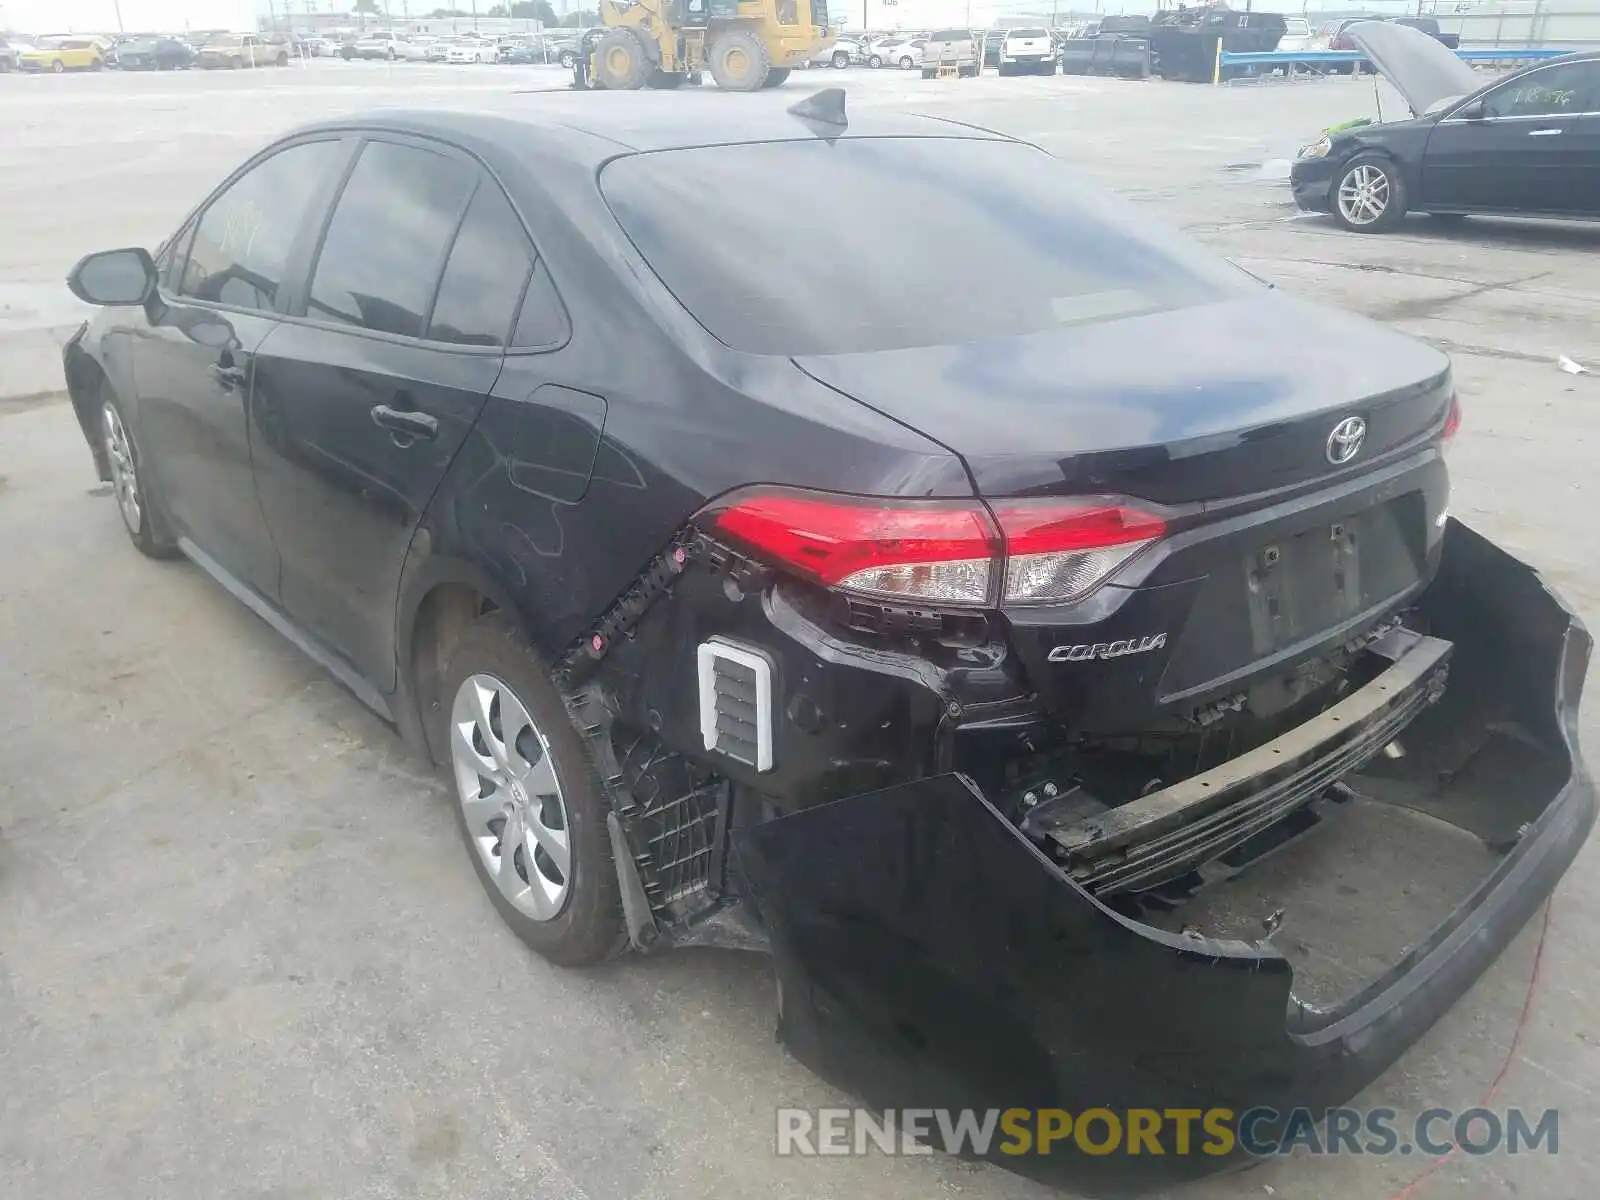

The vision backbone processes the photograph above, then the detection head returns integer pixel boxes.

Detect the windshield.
[601,138,1242,357]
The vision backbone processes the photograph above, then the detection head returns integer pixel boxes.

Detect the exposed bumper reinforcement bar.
[1046,629,1451,894]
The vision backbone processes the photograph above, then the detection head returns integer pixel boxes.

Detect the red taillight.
[993,499,1167,605]
[709,489,999,605]
[1442,391,1462,443]
[705,488,1165,609]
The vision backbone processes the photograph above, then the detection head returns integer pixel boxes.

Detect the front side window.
[178,139,344,312]
[306,140,474,338]
[1483,62,1597,119]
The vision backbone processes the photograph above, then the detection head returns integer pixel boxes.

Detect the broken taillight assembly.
[704,487,1166,609]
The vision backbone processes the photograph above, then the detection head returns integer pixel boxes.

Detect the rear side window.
[428,180,534,347]
[177,139,344,312]
[306,140,473,338]
[602,138,1241,356]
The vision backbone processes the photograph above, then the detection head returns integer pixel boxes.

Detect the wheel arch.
[64,335,114,481]
[395,555,538,765]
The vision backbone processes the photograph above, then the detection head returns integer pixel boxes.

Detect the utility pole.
[112,0,125,32]
[473,0,480,33]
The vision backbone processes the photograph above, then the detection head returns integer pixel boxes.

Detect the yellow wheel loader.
[573,0,833,93]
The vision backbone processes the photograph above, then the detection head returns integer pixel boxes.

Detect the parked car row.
[329,29,582,66]
[0,30,302,72]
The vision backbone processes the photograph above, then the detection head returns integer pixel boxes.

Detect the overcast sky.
[1,1,261,34]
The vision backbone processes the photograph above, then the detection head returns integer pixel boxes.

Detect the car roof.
[289,94,1012,166]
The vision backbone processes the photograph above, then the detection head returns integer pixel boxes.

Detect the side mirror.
[66,247,157,307]
[1455,99,1486,122]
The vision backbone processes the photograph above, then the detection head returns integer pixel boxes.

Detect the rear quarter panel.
[401,144,967,665]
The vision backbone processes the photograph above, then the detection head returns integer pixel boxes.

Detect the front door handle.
[371,404,439,444]
[1528,127,1565,137]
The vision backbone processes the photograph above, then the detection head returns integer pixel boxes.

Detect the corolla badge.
[1048,633,1168,663]
[1326,415,1367,465]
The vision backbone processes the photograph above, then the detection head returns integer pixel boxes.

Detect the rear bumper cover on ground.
[732,520,1592,1190]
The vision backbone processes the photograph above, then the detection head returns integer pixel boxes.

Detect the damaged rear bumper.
[732,521,1593,1190]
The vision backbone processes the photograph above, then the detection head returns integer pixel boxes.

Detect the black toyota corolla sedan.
[62,90,1592,1189]
[1292,22,1600,231]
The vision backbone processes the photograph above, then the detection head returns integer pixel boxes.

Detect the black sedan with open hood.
[1292,23,1600,230]
[60,90,1592,1190]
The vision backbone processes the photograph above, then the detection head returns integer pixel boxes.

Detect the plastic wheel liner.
[731,521,1594,1191]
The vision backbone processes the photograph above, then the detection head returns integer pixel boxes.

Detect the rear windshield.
[1009,28,1049,38]
[929,30,971,41]
[601,138,1241,357]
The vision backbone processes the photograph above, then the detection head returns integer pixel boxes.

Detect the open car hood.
[1348,19,1478,116]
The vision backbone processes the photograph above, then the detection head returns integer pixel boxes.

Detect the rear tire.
[708,29,770,91]
[831,50,849,68]
[1038,61,1055,76]
[433,614,625,968]
[593,29,649,90]
[760,66,790,88]
[100,385,179,559]
[559,49,576,68]
[898,55,914,70]
[52,59,66,73]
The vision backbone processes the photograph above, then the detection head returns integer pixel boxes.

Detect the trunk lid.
[792,290,1452,506]
[793,290,1454,727]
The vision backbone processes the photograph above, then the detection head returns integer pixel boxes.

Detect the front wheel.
[1332,153,1406,232]
[435,615,624,967]
[899,55,915,70]
[708,29,771,91]
[559,50,575,68]
[52,59,66,73]
[276,51,289,66]
[100,387,178,559]
[831,50,849,68]
[867,54,882,68]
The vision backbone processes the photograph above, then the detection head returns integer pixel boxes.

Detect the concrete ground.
[2,60,1597,1200]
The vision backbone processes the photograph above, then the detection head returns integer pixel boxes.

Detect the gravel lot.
[2,60,1597,1200]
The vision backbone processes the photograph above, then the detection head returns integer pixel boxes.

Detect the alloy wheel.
[102,402,142,534]
[1337,164,1390,227]
[450,673,572,922]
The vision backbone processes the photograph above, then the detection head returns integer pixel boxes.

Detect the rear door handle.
[370,404,439,443]
[1528,127,1565,137]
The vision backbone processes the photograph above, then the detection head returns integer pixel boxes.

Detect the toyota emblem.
[1326,416,1367,465]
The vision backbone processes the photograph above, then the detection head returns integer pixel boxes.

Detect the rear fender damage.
[731,520,1593,1189]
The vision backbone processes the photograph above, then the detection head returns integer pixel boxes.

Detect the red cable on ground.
[1383,898,1554,1200]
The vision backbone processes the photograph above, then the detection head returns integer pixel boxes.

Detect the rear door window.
[305,139,474,338]
[427,179,537,347]
[601,138,1242,356]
